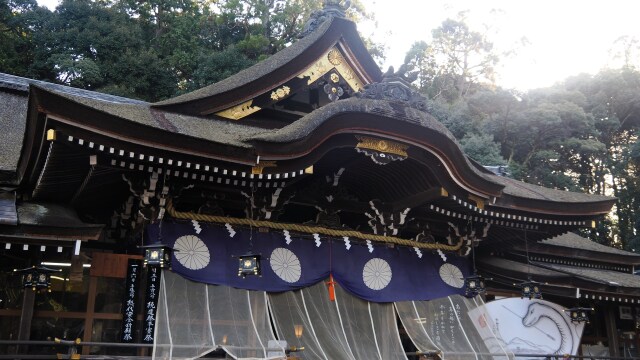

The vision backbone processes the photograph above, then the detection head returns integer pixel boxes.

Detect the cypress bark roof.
[0,91,28,182]
[542,232,640,257]
[154,20,335,106]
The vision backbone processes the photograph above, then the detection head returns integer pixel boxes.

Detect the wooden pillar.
[605,305,620,357]
[16,289,36,354]
[82,276,98,355]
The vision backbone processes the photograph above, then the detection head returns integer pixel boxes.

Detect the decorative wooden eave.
[152,16,382,117]
[16,86,261,188]
[513,233,640,267]
[0,201,103,243]
[478,256,640,302]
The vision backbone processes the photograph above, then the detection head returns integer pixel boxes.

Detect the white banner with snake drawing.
[468,298,585,358]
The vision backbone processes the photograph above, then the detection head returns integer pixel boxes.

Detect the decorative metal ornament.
[13,266,61,292]
[238,253,261,277]
[323,83,344,102]
[464,274,487,297]
[251,160,277,175]
[564,307,593,323]
[141,244,173,269]
[327,49,344,66]
[270,86,291,101]
[355,135,409,165]
[215,99,261,120]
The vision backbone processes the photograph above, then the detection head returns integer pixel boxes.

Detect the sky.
[36,0,640,91]
[360,0,640,90]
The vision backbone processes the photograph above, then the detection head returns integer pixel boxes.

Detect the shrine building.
[1,2,638,359]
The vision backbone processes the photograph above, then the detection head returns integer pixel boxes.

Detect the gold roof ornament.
[298,46,364,92]
[216,100,261,120]
[252,161,277,175]
[355,135,409,165]
[270,86,291,101]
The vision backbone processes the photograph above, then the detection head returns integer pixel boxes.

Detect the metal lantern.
[565,307,593,323]
[464,274,487,297]
[13,266,61,292]
[517,280,543,299]
[238,253,261,277]
[141,244,173,268]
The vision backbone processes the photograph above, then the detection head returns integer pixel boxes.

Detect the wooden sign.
[142,266,161,343]
[121,259,142,342]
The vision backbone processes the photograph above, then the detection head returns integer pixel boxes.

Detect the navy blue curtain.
[145,221,470,302]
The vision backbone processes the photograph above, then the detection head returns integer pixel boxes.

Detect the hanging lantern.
[238,253,261,277]
[516,279,543,299]
[464,274,487,297]
[294,325,304,339]
[565,307,593,323]
[13,266,61,292]
[140,244,173,269]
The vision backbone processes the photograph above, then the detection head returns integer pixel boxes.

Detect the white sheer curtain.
[269,281,408,360]
[468,297,514,360]
[334,285,407,360]
[396,296,514,360]
[153,271,512,360]
[153,271,285,360]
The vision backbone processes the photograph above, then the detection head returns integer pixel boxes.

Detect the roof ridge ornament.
[299,0,350,38]
[355,64,427,112]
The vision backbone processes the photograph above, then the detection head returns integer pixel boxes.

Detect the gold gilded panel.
[297,46,364,92]
[251,161,277,175]
[216,100,261,120]
[355,136,409,157]
[270,86,291,101]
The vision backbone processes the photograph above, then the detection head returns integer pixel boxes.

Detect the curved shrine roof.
[0,74,614,210]
[153,17,382,115]
[0,10,616,214]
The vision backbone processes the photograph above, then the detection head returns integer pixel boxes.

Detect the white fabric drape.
[268,281,408,360]
[154,271,512,360]
[396,295,514,359]
[153,271,284,360]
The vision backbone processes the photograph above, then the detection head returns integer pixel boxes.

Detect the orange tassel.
[326,274,336,301]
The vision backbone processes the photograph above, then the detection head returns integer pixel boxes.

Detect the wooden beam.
[82,276,98,355]
[604,305,620,357]
[390,187,448,211]
[16,289,35,354]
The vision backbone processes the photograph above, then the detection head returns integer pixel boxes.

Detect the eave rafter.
[32,124,610,236]
[40,128,314,192]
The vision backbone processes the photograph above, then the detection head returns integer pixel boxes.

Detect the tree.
[459,133,506,166]
[0,0,50,77]
[404,16,498,101]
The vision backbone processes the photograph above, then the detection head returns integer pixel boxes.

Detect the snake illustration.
[522,302,577,355]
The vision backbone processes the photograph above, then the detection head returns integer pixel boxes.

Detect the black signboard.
[142,266,161,343]
[121,259,142,342]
